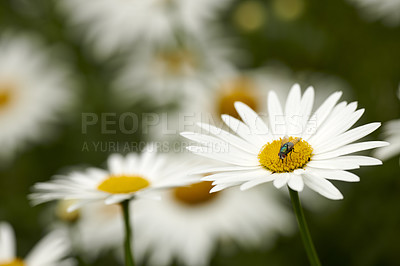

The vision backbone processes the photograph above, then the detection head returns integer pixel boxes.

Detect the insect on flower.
[278,136,301,160]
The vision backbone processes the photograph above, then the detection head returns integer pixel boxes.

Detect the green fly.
[278,136,301,160]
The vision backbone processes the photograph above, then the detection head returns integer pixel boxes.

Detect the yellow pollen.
[217,77,259,118]
[97,176,150,194]
[173,181,219,206]
[55,200,80,223]
[258,137,313,173]
[0,259,25,266]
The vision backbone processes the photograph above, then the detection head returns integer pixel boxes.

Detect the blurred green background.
[0,0,399,265]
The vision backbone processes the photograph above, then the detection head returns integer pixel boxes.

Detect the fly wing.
[281,135,289,147]
[291,137,301,146]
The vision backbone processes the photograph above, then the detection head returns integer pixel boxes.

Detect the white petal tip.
[209,187,222,193]
[202,176,214,181]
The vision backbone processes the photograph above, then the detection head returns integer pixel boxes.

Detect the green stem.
[288,187,321,266]
[121,200,135,266]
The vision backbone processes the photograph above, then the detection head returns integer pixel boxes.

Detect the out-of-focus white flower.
[30,145,199,210]
[0,33,75,162]
[0,222,74,266]
[349,0,400,26]
[182,84,388,200]
[112,32,237,107]
[373,85,400,164]
[397,83,400,100]
[75,202,123,260]
[133,177,292,266]
[59,0,233,56]
[146,64,352,150]
[373,119,400,164]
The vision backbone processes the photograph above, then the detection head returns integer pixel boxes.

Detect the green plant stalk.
[288,187,321,266]
[121,200,135,266]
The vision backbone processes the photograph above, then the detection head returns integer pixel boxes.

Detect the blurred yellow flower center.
[173,181,219,206]
[233,0,267,32]
[56,200,80,222]
[0,259,25,266]
[158,50,195,76]
[0,83,13,109]
[217,77,259,118]
[258,137,313,173]
[97,176,150,194]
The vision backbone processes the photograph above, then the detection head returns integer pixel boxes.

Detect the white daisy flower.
[45,200,122,260]
[133,180,292,266]
[0,33,75,161]
[0,222,74,266]
[349,0,400,26]
[59,0,233,56]
[71,202,123,260]
[373,119,400,164]
[29,145,199,210]
[181,84,388,200]
[192,65,352,123]
[112,32,237,107]
[150,65,351,150]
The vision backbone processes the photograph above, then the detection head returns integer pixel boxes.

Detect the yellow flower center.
[217,77,259,118]
[97,176,150,194]
[258,137,313,173]
[158,49,196,76]
[0,83,13,109]
[0,259,25,266]
[173,181,219,206]
[56,200,80,223]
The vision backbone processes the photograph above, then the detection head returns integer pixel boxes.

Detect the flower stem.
[288,187,321,266]
[121,200,135,266]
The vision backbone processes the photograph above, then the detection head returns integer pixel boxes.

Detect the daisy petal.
[373,136,400,160]
[288,175,304,192]
[210,183,239,193]
[313,141,389,160]
[234,102,270,135]
[303,91,342,140]
[336,155,382,166]
[285,84,302,135]
[221,114,264,148]
[307,158,360,170]
[303,174,343,200]
[108,154,124,175]
[191,165,261,175]
[186,146,259,167]
[306,168,360,182]
[67,199,96,212]
[315,122,381,154]
[193,123,260,154]
[25,229,70,266]
[104,194,131,205]
[240,174,275,190]
[0,222,15,261]
[300,86,315,133]
[268,91,285,136]
[273,173,290,189]
[209,169,269,184]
